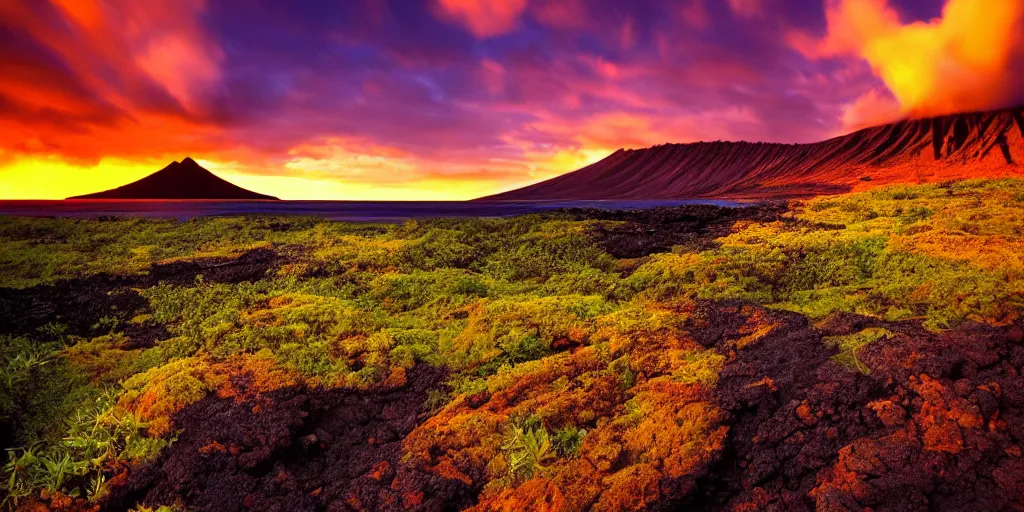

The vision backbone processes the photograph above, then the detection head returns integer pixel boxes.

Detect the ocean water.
[0,199,743,222]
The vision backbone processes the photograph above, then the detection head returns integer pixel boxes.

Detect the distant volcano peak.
[68,158,279,200]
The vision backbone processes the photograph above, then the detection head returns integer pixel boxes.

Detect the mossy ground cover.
[1,178,1023,511]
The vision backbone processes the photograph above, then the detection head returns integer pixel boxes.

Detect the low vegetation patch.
[1,178,1023,510]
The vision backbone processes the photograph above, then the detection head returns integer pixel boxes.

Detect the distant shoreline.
[0,198,746,221]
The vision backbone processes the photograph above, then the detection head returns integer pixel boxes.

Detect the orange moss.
[593,464,661,512]
[922,421,963,453]
[370,460,392,481]
[199,440,228,454]
[119,352,299,437]
[728,306,781,349]
[401,490,424,508]
[619,379,727,479]
[402,407,506,487]
[867,399,906,427]
[406,307,730,511]
[472,479,567,512]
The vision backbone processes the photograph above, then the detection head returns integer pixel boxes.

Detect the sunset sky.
[1,0,1021,200]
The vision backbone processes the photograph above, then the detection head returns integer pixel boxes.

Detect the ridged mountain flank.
[68,158,279,200]
[481,106,1024,200]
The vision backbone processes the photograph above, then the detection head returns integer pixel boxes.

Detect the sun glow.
[0,157,158,200]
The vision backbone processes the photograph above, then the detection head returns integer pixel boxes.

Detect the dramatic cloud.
[1,0,1015,199]
[0,0,226,164]
[794,0,1024,122]
[434,0,529,37]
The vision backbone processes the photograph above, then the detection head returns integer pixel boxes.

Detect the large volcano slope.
[482,106,1024,200]
[68,157,279,200]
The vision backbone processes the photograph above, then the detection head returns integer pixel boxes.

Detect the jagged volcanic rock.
[482,106,1024,200]
[67,157,279,200]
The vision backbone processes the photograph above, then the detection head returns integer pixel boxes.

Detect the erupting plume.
[801,0,1024,120]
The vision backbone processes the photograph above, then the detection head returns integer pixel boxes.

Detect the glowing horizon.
[1,0,1021,200]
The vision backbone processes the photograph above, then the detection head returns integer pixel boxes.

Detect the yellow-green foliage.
[671,350,727,386]
[0,216,375,288]
[1,336,94,446]
[626,179,1024,329]
[3,390,166,508]
[501,421,556,483]
[63,336,143,385]
[119,352,298,436]
[3,178,1024,506]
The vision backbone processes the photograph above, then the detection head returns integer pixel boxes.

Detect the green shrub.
[1,337,93,446]
[482,226,614,282]
[552,426,587,458]
[3,389,166,508]
[608,355,635,389]
[501,421,555,483]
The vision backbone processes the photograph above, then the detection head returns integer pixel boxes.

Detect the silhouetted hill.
[481,106,1024,200]
[68,158,279,200]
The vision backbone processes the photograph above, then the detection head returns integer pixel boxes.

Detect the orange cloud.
[530,108,761,153]
[435,0,529,37]
[282,137,420,182]
[135,33,224,113]
[840,87,902,131]
[7,0,963,201]
[795,0,1024,119]
[31,0,222,113]
[0,0,238,198]
[0,0,226,166]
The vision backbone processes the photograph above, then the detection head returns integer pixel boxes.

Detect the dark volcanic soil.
[678,303,1024,512]
[5,236,1024,510]
[573,203,787,258]
[104,367,475,512]
[91,299,1024,511]
[145,247,284,287]
[0,275,148,340]
[0,247,287,340]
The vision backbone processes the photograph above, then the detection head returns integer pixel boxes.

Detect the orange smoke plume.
[800,0,1024,119]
